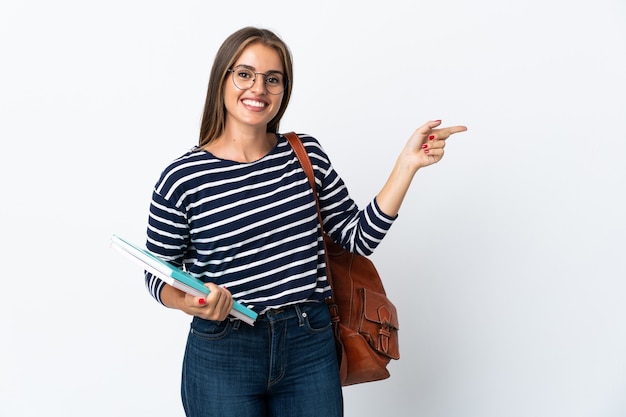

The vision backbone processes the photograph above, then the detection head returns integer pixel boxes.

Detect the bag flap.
[362,289,399,330]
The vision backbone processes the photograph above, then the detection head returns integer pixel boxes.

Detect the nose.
[249,73,267,94]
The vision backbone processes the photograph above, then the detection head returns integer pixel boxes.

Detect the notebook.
[110,234,257,326]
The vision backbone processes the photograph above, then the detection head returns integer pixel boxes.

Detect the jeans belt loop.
[294,304,305,327]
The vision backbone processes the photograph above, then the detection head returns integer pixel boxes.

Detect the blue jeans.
[181,303,343,417]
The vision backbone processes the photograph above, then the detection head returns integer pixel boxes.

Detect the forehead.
[233,42,283,72]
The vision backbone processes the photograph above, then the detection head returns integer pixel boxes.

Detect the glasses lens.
[232,68,254,90]
[231,67,285,94]
[264,72,285,94]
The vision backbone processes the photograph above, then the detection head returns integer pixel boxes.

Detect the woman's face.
[223,42,285,131]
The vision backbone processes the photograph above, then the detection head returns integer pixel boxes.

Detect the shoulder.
[279,132,328,160]
[279,132,334,181]
[153,146,216,197]
[288,132,320,147]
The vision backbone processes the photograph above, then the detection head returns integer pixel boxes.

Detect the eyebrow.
[233,64,285,75]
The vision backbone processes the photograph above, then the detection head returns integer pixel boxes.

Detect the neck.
[204,129,277,163]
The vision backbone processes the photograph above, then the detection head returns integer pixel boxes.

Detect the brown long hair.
[198,27,293,147]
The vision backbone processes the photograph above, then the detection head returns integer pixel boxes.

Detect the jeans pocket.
[302,304,332,334]
[189,317,232,340]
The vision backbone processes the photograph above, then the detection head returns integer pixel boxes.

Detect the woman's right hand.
[186,283,234,321]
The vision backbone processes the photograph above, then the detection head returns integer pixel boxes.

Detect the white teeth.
[242,99,265,108]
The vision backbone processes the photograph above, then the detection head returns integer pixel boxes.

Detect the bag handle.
[283,132,337,295]
[283,131,324,227]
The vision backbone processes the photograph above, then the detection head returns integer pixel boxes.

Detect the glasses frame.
[227,66,288,95]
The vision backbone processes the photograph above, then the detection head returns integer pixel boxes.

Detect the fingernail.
[421,144,428,149]
[424,150,430,154]
[435,119,441,123]
[429,135,435,140]
[198,298,206,305]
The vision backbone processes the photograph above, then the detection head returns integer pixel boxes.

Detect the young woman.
[144,26,467,417]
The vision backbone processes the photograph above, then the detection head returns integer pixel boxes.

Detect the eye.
[236,69,254,79]
[265,73,283,85]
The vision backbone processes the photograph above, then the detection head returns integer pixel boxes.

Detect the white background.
[1,1,625,416]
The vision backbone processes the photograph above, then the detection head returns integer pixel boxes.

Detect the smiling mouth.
[242,99,266,108]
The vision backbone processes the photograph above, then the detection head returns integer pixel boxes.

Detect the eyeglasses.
[227,66,287,95]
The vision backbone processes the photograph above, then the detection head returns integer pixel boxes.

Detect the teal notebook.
[110,234,257,325]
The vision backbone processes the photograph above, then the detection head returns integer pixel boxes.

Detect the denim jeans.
[181,302,343,417]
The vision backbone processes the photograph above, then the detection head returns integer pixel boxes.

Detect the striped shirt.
[145,133,396,314]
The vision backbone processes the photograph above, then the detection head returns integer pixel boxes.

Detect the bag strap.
[284,132,317,194]
[283,132,336,296]
[284,132,321,220]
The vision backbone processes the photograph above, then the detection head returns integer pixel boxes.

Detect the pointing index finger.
[438,125,468,139]
[449,125,468,134]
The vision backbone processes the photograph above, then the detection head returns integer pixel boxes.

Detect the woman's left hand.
[375,120,468,217]
[403,119,467,170]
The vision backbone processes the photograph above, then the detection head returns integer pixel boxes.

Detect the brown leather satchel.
[285,132,400,386]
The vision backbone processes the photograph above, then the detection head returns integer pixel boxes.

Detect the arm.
[145,180,234,321]
[376,120,468,217]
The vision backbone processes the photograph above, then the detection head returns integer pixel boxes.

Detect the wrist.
[396,151,420,177]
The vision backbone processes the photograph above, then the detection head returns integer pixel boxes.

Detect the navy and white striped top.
[145,133,396,314]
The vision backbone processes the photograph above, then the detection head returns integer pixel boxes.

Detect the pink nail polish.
[424,149,430,154]
[421,144,428,149]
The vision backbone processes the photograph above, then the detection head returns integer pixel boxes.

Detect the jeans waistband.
[256,302,324,323]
